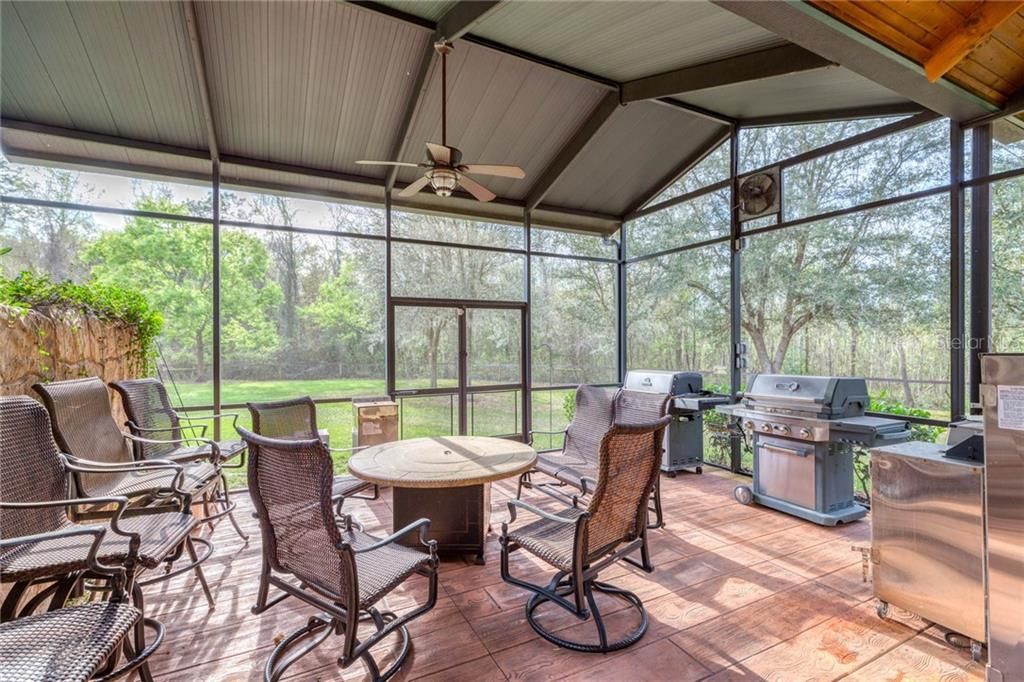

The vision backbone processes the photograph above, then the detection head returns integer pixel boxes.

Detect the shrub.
[1,271,163,372]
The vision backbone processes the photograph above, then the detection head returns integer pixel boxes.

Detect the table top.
[347,436,537,489]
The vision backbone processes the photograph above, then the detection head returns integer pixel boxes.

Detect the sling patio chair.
[239,427,438,682]
[500,416,671,654]
[518,384,616,504]
[32,378,222,526]
[0,397,213,636]
[247,396,378,513]
[0,526,164,682]
[110,377,248,541]
[520,385,671,537]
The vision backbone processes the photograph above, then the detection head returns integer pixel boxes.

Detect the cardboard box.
[352,397,399,448]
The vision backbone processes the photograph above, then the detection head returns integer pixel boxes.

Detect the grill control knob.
[773,424,791,435]
[742,420,755,430]
[761,423,772,432]
[799,427,813,439]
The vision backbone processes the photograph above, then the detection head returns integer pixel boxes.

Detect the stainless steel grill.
[718,374,911,526]
[623,370,730,475]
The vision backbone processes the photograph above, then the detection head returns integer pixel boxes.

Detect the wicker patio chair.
[0,526,164,682]
[32,378,221,522]
[239,427,438,682]
[110,378,248,541]
[500,416,671,653]
[247,396,378,513]
[615,388,671,529]
[0,396,213,627]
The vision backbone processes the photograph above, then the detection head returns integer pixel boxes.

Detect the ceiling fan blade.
[356,160,423,167]
[460,164,525,179]
[397,175,432,198]
[425,142,452,166]
[457,174,496,202]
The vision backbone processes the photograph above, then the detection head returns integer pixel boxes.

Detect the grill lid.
[742,374,870,419]
[624,370,702,396]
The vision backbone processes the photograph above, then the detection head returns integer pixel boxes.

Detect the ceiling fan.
[357,41,525,202]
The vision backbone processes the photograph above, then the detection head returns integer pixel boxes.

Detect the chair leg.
[130,582,156,682]
[647,476,665,530]
[185,537,215,608]
[218,473,250,543]
[524,578,648,653]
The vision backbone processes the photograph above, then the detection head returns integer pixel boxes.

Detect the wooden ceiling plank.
[951,62,1018,102]
[810,1,931,61]
[923,1,1024,82]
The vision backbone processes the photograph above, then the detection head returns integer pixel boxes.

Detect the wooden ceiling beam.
[923,1,1024,83]
[714,1,996,121]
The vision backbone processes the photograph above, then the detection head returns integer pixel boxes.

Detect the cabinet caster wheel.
[734,485,753,505]
[875,600,889,620]
[970,640,983,663]
[695,466,703,474]
[667,471,677,479]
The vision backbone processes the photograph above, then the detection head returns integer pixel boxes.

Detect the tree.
[85,195,281,378]
[0,160,98,281]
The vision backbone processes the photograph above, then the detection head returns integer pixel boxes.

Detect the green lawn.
[169,378,572,488]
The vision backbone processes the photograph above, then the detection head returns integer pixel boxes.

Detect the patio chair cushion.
[534,453,597,492]
[506,506,586,572]
[0,511,198,581]
[345,528,433,607]
[0,600,140,682]
[161,440,245,464]
[88,462,218,499]
[332,475,373,499]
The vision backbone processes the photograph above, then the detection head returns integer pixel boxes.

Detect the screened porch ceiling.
[0,0,1008,235]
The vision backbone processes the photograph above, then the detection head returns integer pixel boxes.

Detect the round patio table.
[348,436,537,564]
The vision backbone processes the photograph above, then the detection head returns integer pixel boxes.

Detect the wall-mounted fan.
[357,42,525,202]
[737,167,781,222]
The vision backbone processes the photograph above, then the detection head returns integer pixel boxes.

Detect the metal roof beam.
[385,37,436,191]
[347,1,618,91]
[712,1,997,121]
[437,1,503,41]
[963,86,1024,129]
[620,44,833,103]
[738,101,925,128]
[182,0,219,163]
[524,92,621,212]
[650,97,735,126]
[622,127,731,220]
[383,1,505,191]
[2,118,210,159]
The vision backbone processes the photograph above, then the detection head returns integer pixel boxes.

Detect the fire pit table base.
[392,483,491,564]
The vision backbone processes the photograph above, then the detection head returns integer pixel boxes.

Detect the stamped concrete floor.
[142,470,985,681]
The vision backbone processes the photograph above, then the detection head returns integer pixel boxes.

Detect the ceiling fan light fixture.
[429,168,458,197]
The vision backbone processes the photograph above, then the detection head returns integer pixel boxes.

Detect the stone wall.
[0,303,146,423]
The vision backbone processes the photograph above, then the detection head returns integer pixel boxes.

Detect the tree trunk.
[897,343,915,407]
[194,328,205,381]
[426,324,440,389]
[849,327,859,376]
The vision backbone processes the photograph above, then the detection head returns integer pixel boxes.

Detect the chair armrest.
[0,496,141,553]
[348,518,436,558]
[177,411,239,433]
[0,525,127,583]
[123,432,220,463]
[327,445,366,455]
[528,428,567,446]
[579,476,598,496]
[505,498,581,525]
[60,455,191,504]
[128,422,208,438]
